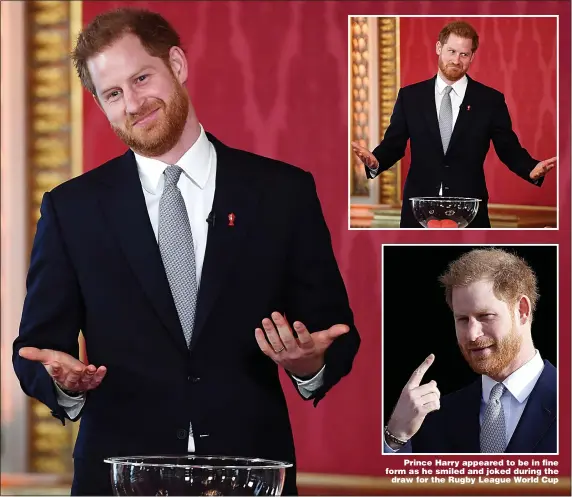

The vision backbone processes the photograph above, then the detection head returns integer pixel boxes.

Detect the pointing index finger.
[406,354,435,389]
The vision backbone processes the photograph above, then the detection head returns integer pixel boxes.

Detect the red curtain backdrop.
[81,1,570,479]
[399,17,557,206]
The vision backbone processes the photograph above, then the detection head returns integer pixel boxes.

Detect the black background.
[382,245,557,424]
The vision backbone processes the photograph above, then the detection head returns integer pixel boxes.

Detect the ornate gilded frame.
[349,17,371,198]
[26,0,83,473]
[350,17,401,205]
[377,17,401,205]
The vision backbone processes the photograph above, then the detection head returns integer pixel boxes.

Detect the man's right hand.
[18,347,107,394]
[386,354,440,446]
[351,141,379,170]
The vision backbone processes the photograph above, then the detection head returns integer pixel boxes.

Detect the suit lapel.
[446,75,474,155]
[506,361,557,453]
[95,151,189,356]
[420,76,444,156]
[450,379,482,452]
[189,134,262,352]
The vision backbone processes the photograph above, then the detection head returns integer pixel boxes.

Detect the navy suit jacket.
[411,360,556,453]
[367,75,542,228]
[13,133,360,495]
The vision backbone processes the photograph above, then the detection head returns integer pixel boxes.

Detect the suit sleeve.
[12,191,85,425]
[369,88,410,178]
[490,92,543,187]
[284,172,360,406]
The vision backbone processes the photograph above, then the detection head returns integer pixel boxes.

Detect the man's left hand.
[255,312,349,378]
[530,157,557,180]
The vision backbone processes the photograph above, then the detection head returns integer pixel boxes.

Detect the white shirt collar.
[482,350,545,404]
[134,124,211,195]
[436,73,468,98]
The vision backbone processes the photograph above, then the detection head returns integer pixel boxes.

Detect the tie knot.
[489,383,505,402]
[443,85,453,95]
[164,165,184,188]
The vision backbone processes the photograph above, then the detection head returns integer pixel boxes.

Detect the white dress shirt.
[384,350,545,453]
[435,73,468,129]
[135,124,215,287]
[480,350,545,444]
[55,124,324,450]
[435,74,467,195]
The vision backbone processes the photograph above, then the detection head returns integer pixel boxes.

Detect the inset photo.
[381,245,557,453]
[349,16,558,229]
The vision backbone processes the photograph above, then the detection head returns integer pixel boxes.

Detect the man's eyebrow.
[454,309,494,317]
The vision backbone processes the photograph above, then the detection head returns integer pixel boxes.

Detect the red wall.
[399,17,557,206]
[81,1,570,478]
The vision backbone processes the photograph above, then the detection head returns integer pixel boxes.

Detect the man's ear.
[436,41,442,55]
[517,295,532,325]
[168,46,188,85]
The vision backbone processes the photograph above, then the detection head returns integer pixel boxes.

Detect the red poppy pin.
[228,213,236,227]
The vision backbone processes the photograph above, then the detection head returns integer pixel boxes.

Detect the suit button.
[188,376,200,383]
[444,186,450,191]
[444,164,450,168]
[177,429,187,440]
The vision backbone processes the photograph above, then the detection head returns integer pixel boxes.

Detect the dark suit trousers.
[71,459,113,496]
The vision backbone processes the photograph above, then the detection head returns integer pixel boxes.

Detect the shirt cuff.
[383,436,412,453]
[383,437,399,453]
[292,365,325,399]
[54,381,86,420]
[367,164,380,178]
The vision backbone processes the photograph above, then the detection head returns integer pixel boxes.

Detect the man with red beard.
[383,249,556,453]
[12,8,360,495]
[351,21,556,228]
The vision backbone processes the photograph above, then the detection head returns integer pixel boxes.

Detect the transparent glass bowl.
[103,455,293,496]
[410,197,481,228]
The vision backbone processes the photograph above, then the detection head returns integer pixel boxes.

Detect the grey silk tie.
[439,85,453,153]
[480,383,507,453]
[159,165,198,347]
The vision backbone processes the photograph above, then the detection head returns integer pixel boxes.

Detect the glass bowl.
[103,455,293,496]
[410,197,481,228]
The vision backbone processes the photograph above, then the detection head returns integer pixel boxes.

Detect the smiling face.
[87,33,190,157]
[452,279,532,380]
[436,33,475,83]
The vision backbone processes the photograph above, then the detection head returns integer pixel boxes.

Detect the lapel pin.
[228,213,236,227]
[467,105,471,111]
